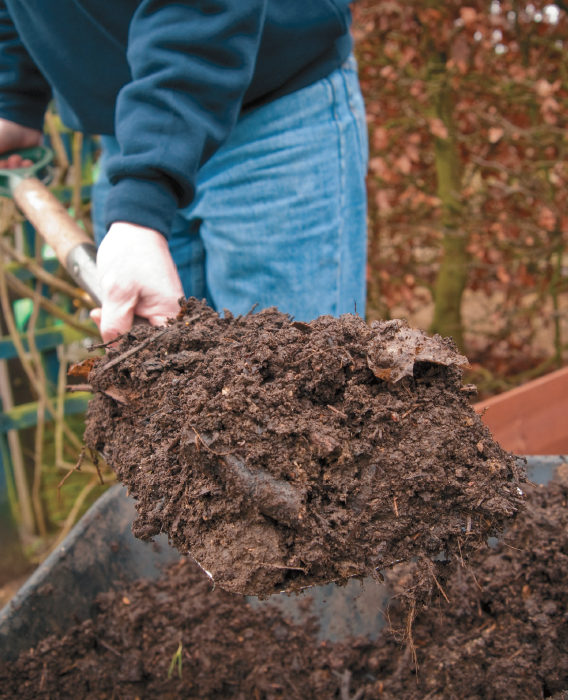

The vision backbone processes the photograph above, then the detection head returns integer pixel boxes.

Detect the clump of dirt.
[83,298,524,600]
[1,483,567,700]
[369,480,568,700]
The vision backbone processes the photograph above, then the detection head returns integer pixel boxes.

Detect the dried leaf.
[405,144,420,163]
[488,127,504,143]
[535,78,561,98]
[369,156,388,177]
[429,118,448,140]
[538,206,556,232]
[496,265,511,284]
[68,357,97,380]
[375,190,393,215]
[367,320,470,383]
[103,385,133,405]
[394,154,412,174]
[451,32,470,73]
[460,7,477,26]
[372,126,389,150]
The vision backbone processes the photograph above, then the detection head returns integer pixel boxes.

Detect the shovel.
[2,145,150,329]
[0,145,102,306]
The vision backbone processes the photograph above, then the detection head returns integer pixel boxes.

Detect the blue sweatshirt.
[0,1,352,237]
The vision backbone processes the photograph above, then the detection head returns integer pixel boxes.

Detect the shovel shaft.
[13,176,149,327]
[13,177,102,305]
[14,177,92,264]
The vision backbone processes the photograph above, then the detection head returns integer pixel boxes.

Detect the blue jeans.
[92,55,368,322]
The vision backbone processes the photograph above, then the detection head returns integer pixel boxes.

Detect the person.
[0,1,368,343]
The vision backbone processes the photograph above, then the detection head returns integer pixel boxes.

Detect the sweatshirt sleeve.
[0,1,51,130]
[104,0,267,237]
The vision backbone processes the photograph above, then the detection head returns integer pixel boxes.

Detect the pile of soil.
[83,298,523,599]
[1,482,566,700]
[375,479,568,699]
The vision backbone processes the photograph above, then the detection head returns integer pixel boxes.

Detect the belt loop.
[341,53,358,73]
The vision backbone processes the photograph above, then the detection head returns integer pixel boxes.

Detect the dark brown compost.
[1,482,566,700]
[83,298,524,599]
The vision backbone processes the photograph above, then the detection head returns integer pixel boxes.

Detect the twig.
[66,383,93,392]
[284,674,303,697]
[87,338,122,351]
[427,561,450,604]
[457,537,466,568]
[4,268,99,336]
[188,428,307,529]
[57,447,85,501]
[500,541,524,552]
[400,404,421,420]
[291,346,350,366]
[333,669,366,700]
[470,569,484,592]
[0,236,93,307]
[28,261,48,537]
[48,475,98,556]
[188,426,235,457]
[393,496,399,517]
[72,131,84,225]
[0,221,93,455]
[256,562,307,573]
[45,110,70,182]
[327,404,348,419]
[56,346,66,471]
[99,327,172,373]
[90,448,104,486]
[98,639,122,658]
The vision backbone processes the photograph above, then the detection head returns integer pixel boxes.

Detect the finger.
[90,308,102,330]
[143,298,182,327]
[99,298,135,344]
[7,154,23,168]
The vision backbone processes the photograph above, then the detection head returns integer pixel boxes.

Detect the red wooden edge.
[473,366,568,455]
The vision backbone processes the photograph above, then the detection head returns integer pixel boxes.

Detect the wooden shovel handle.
[13,176,149,326]
[14,177,92,263]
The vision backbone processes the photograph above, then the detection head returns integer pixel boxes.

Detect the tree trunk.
[429,72,468,352]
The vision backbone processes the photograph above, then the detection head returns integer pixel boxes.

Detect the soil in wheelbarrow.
[82,297,524,605]
[1,482,567,700]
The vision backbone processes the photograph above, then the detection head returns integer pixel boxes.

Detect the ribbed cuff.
[104,177,179,239]
[0,100,48,132]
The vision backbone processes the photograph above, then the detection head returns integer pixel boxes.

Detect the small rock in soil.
[83,298,524,602]
[1,482,565,700]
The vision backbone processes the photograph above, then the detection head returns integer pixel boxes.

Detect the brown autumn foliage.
[352,0,568,395]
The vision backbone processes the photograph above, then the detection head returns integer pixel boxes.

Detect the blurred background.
[0,0,566,600]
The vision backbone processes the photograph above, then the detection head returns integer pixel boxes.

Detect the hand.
[0,118,42,166]
[90,222,184,343]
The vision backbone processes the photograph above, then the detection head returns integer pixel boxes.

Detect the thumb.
[90,307,102,331]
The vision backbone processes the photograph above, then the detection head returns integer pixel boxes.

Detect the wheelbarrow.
[0,455,564,663]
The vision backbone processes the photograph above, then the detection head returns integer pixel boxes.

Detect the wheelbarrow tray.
[0,455,564,663]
